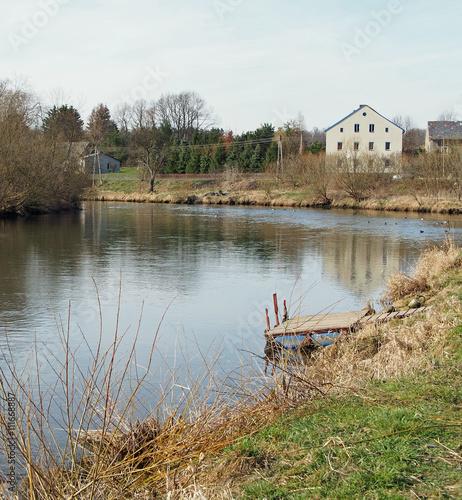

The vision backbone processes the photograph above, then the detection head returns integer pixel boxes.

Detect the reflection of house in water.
[322,232,412,299]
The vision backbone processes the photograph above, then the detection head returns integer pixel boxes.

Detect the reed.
[0,288,284,499]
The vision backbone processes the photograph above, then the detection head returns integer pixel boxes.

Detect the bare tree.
[122,101,170,192]
[392,115,425,154]
[155,91,215,142]
[334,151,385,202]
[0,80,87,214]
[438,109,459,121]
[114,103,131,136]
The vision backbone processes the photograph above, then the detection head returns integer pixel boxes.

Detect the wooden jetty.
[264,308,370,340]
[263,294,433,373]
[359,306,433,325]
[264,293,433,347]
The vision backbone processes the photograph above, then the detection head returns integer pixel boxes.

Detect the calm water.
[1,202,462,375]
[1,202,462,467]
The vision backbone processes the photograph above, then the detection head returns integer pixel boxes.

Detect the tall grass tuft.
[274,240,462,401]
[382,237,461,303]
[0,291,284,499]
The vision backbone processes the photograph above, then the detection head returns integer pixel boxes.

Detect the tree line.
[5,78,451,214]
[0,80,87,216]
[41,91,330,191]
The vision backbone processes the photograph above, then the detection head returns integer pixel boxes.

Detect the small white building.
[325,105,404,157]
[84,153,121,174]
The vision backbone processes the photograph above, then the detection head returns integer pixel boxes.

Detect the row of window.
[337,142,392,151]
[339,124,389,133]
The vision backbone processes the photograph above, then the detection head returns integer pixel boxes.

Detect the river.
[1,202,461,373]
[1,202,462,470]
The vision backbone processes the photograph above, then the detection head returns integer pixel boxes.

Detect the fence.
[92,172,268,181]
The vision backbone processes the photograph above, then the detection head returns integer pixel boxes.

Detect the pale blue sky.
[2,0,461,132]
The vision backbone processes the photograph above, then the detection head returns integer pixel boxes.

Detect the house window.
[369,142,375,151]
[340,127,344,133]
[385,142,391,151]
[385,127,389,133]
[337,142,343,150]
[369,124,375,133]
[354,124,360,133]
[354,142,360,151]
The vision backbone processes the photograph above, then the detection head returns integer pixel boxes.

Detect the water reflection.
[0,203,461,373]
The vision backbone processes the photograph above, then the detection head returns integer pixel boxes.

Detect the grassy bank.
[84,173,462,214]
[188,242,462,499]
[0,243,461,499]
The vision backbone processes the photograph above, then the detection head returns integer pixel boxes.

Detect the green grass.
[98,178,142,193]
[119,167,138,175]
[221,267,462,499]
[231,376,462,499]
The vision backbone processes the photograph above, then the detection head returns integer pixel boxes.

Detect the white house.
[325,105,404,159]
[84,153,121,174]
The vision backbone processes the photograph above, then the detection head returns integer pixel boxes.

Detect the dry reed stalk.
[382,238,460,304]
[281,242,462,401]
[0,283,285,499]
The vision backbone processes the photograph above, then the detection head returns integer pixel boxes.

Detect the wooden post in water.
[283,300,288,322]
[273,293,279,326]
[265,308,270,331]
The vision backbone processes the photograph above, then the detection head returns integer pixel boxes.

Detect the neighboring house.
[425,121,462,153]
[325,105,404,162]
[84,153,121,174]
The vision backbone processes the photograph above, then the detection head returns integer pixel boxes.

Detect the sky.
[1,0,462,133]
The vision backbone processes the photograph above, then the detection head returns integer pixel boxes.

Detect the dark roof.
[427,121,462,141]
[84,152,120,162]
[325,105,405,133]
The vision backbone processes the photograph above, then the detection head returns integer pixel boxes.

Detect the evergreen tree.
[177,141,189,173]
[239,143,254,171]
[200,152,212,173]
[211,143,227,170]
[186,147,201,173]
[165,145,180,173]
[42,105,84,143]
[249,143,262,172]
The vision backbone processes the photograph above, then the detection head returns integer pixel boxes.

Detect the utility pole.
[277,135,283,174]
[299,132,304,155]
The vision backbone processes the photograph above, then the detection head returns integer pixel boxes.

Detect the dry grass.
[0,287,286,499]
[273,240,462,402]
[382,238,460,304]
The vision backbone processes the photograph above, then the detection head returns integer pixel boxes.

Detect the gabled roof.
[84,152,120,162]
[69,141,92,156]
[427,121,462,141]
[325,105,405,133]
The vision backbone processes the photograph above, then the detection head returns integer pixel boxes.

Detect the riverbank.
[84,175,462,214]
[3,241,461,499]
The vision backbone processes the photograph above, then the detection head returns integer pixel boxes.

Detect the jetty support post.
[265,308,270,331]
[273,293,279,326]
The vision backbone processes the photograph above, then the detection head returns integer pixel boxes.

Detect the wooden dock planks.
[264,308,371,338]
[264,306,433,339]
[359,306,433,325]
